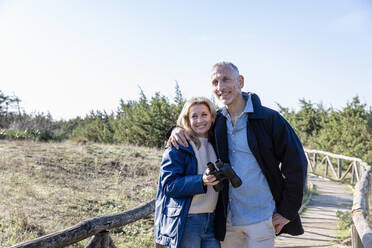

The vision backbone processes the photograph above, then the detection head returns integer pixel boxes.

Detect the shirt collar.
[221,93,254,118]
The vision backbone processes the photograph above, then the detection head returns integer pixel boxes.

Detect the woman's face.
[188,104,213,138]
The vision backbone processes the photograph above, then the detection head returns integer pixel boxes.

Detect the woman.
[154,97,221,248]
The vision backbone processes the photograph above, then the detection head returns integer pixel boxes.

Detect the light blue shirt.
[221,93,275,226]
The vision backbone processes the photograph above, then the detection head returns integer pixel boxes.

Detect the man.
[168,62,307,248]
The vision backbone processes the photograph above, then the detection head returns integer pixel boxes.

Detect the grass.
[335,210,353,242]
[0,140,163,247]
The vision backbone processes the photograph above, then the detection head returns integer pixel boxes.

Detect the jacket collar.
[177,143,195,156]
[244,92,265,119]
[216,92,265,120]
[220,92,254,118]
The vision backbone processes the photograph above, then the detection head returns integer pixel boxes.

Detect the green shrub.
[279,96,372,164]
[336,210,352,240]
[336,210,352,230]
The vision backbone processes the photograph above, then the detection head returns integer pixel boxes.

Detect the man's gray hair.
[212,62,239,75]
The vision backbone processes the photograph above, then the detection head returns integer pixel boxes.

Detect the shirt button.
[232,150,235,153]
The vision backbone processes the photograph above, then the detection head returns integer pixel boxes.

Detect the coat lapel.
[246,118,262,166]
[214,113,229,163]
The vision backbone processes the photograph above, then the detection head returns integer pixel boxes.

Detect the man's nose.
[216,81,223,91]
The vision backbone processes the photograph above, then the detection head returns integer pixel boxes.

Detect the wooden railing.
[9,200,155,248]
[304,149,372,248]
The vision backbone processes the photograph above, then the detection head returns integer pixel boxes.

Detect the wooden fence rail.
[351,164,372,248]
[9,199,155,248]
[304,149,365,183]
[304,149,372,248]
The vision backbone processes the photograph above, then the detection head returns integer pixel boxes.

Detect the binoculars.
[206,159,242,192]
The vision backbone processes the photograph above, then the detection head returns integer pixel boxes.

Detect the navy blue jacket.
[155,145,213,248]
[213,92,308,240]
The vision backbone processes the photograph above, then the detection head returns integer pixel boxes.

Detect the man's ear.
[238,75,244,89]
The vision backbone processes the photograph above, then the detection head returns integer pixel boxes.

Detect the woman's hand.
[167,127,191,149]
[202,172,220,186]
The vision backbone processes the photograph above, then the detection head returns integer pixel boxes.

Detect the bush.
[71,111,114,143]
[1,128,55,142]
[115,91,182,147]
[336,210,352,230]
[72,84,185,147]
[279,97,372,164]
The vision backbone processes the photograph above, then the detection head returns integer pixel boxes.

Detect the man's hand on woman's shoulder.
[167,127,191,149]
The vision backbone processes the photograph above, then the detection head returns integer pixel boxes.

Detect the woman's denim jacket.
[154,144,207,248]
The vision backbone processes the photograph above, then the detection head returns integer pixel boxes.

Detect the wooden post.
[352,163,355,185]
[325,157,329,178]
[86,234,103,248]
[367,174,371,217]
[327,157,338,179]
[305,152,313,172]
[338,159,342,179]
[108,236,117,248]
[313,153,317,170]
[101,231,110,248]
[351,224,363,248]
[340,162,354,181]
[355,162,360,182]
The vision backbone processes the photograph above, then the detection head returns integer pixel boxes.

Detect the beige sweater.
[188,137,219,214]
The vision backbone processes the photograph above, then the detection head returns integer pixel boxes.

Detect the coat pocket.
[163,206,182,217]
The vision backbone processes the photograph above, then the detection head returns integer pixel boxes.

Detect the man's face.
[211,65,243,106]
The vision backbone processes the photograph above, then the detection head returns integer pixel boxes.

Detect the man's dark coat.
[212,92,308,241]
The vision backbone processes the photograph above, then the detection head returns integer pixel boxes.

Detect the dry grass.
[0,140,163,247]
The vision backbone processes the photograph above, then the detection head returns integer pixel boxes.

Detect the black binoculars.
[206,159,242,192]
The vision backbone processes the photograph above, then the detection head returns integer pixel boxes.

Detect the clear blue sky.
[1,1,371,120]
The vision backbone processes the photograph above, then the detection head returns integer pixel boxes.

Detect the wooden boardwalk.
[275,174,353,248]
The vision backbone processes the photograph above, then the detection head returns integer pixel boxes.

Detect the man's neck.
[225,94,246,122]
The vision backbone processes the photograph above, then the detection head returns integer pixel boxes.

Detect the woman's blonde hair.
[176,97,216,149]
